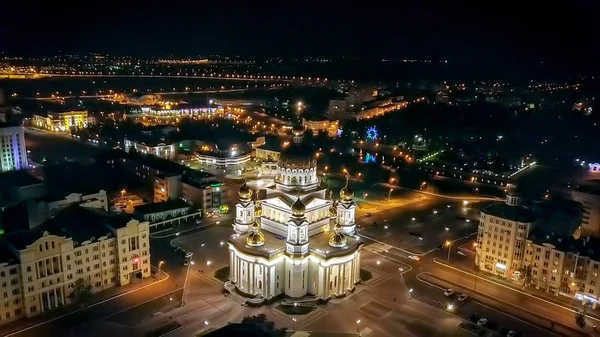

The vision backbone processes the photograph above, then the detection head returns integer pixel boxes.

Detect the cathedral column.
[54,288,58,307]
[46,291,51,309]
[249,262,254,294]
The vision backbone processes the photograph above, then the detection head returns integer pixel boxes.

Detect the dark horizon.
[1,1,598,71]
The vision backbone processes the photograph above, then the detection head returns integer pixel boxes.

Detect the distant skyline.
[1,1,597,70]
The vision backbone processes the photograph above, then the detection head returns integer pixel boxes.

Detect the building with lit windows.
[226,126,362,303]
[302,119,340,137]
[124,138,175,160]
[32,110,90,132]
[475,188,538,279]
[196,151,251,172]
[0,206,151,325]
[0,123,28,172]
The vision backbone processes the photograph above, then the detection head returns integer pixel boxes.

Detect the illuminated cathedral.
[226,126,363,302]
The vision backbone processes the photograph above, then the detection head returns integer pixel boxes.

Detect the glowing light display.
[366,126,379,141]
[365,153,377,163]
[589,163,600,172]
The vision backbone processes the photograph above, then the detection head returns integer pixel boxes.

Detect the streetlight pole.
[356,319,361,335]
[446,241,451,264]
[158,261,164,280]
[388,188,393,200]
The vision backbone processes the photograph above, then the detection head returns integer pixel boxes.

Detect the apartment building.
[0,206,151,325]
[0,122,28,172]
[476,189,537,280]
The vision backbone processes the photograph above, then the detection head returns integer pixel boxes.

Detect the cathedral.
[226,126,363,303]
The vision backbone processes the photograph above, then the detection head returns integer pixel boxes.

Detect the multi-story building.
[0,123,28,172]
[26,190,108,228]
[475,189,538,280]
[124,138,175,160]
[32,110,90,132]
[0,206,151,325]
[181,174,229,217]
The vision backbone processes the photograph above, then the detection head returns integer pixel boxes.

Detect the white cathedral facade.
[226,128,363,303]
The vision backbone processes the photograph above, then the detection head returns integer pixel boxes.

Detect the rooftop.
[482,202,538,223]
[3,206,130,251]
[134,199,192,214]
[97,149,187,176]
[126,135,172,148]
[229,225,362,260]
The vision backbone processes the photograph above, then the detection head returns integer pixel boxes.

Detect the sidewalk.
[435,258,600,321]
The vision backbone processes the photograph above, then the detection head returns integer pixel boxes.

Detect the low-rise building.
[302,118,340,137]
[569,181,600,236]
[26,190,108,228]
[32,110,90,132]
[124,138,175,160]
[0,206,151,325]
[133,199,198,226]
[181,174,229,218]
[196,151,250,172]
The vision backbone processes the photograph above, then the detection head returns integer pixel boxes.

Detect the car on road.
[477,318,488,326]
[458,251,467,256]
[458,294,467,302]
[365,212,372,217]
[444,289,454,297]
[469,313,479,323]
[183,251,193,259]
[384,218,389,222]
[507,330,517,337]
[195,219,202,224]
[408,255,420,261]
[373,221,379,226]
[182,259,190,266]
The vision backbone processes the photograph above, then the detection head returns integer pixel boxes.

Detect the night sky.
[1,1,597,68]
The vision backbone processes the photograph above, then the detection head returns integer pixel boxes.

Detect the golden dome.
[238,182,253,200]
[329,223,347,248]
[246,221,265,246]
[291,197,306,217]
[255,204,262,217]
[340,186,354,201]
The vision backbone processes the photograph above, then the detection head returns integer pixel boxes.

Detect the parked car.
[458,251,467,256]
[507,330,517,337]
[444,289,454,297]
[184,251,193,259]
[477,318,488,326]
[182,259,190,266]
[408,255,420,261]
[384,218,389,223]
[458,294,468,302]
[365,212,372,217]
[469,313,479,323]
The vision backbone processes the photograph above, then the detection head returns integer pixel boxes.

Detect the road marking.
[416,273,562,337]
[4,267,170,337]
[433,259,600,323]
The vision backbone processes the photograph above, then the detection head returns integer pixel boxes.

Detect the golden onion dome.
[255,204,262,217]
[340,185,354,201]
[291,197,306,217]
[238,182,253,200]
[246,221,265,246]
[329,223,347,248]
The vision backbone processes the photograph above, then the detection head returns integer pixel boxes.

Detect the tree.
[575,309,587,330]
[241,314,286,337]
[70,278,93,304]
[519,264,533,290]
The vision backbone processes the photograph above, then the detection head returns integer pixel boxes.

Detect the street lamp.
[384,225,388,234]
[388,188,393,200]
[292,317,297,330]
[356,319,361,334]
[446,241,452,263]
[207,260,212,266]
[158,261,165,280]
[363,193,368,200]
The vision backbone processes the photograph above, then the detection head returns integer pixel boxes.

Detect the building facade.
[196,152,250,172]
[0,206,151,325]
[475,190,537,280]
[32,110,90,132]
[226,128,362,303]
[0,124,28,172]
[124,139,175,160]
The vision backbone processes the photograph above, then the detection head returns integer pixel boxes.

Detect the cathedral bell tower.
[233,182,255,234]
[337,175,357,235]
[286,196,310,255]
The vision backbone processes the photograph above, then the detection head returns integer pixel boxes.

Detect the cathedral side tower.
[233,182,255,234]
[337,176,356,235]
